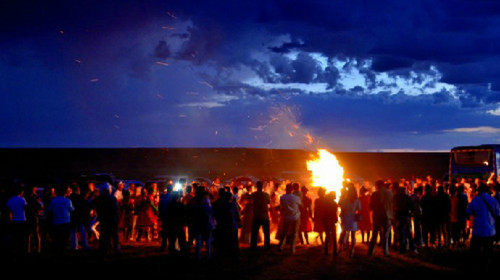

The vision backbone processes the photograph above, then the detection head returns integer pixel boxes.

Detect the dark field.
[6,238,496,279]
[0,148,450,183]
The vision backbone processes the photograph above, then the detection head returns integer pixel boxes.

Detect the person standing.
[250,181,271,250]
[368,180,393,257]
[7,184,28,258]
[159,184,174,251]
[466,183,500,271]
[338,183,361,257]
[47,185,74,254]
[358,186,372,244]
[95,183,120,255]
[278,184,302,253]
[316,190,339,256]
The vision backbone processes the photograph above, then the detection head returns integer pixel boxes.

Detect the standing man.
[7,183,28,257]
[48,185,74,254]
[278,183,302,253]
[368,180,394,257]
[466,183,500,270]
[95,183,120,255]
[250,181,271,250]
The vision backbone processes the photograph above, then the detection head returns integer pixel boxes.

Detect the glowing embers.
[306,149,344,199]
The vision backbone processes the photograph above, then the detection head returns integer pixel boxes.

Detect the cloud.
[444,126,500,134]
[487,105,500,116]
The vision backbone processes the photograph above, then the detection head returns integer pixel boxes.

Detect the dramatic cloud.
[2,0,500,150]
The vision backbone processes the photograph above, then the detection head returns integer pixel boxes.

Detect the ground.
[6,237,497,279]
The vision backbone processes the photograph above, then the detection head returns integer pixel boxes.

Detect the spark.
[59,30,64,35]
[215,130,219,135]
[161,26,175,30]
[288,131,294,137]
[156,94,164,99]
[74,59,82,64]
[90,78,99,83]
[178,114,187,118]
[185,91,199,95]
[305,133,314,144]
[155,61,169,66]
[114,114,120,119]
[166,11,177,19]
[199,81,214,88]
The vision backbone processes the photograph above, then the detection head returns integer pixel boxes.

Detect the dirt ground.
[5,236,498,280]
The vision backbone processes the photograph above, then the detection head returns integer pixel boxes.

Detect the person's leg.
[250,219,260,249]
[350,231,356,257]
[382,220,391,256]
[263,219,271,249]
[291,220,299,253]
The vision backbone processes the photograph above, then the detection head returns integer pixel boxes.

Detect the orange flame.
[307,149,344,200]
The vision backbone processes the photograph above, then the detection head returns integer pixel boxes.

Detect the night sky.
[1,0,500,151]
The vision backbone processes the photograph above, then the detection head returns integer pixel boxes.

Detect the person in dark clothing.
[166,191,187,255]
[94,183,120,255]
[159,184,174,251]
[188,187,215,259]
[69,184,91,251]
[368,180,393,257]
[457,185,469,246]
[420,184,437,248]
[435,186,451,247]
[411,186,423,247]
[213,189,240,259]
[315,189,338,256]
[25,185,43,253]
[393,187,416,254]
[250,181,271,250]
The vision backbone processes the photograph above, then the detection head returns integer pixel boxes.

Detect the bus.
[449,144,500,182]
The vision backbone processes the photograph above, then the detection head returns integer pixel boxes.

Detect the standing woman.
[338,183,361,257]
[358,186,372,243]
[135,188,158,242]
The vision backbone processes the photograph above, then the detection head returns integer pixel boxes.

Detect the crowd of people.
[1,174,500,264]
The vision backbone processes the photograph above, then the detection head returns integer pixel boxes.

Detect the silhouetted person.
[250,181,271,250]
[213,189,240,260]
[95,183,120,255]
[368,180,393,257]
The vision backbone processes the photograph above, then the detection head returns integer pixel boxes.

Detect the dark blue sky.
[1,0,500,151]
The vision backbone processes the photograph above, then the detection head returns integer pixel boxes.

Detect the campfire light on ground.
[307,149,344,200]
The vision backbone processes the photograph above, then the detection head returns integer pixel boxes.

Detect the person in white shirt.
[278,183,302,253]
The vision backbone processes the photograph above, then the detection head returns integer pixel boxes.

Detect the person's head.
[457,185,465,194]
[256,181,263,191]
[424,184,433,196]
[375,180,385,190]
[301,186,308,194]
[449,185,457,196]
[346,183,358,202]
[232,186,239,195]
[415,186,423,195]
[166,184,173,194]
[117,181,124,191]
[218,187,226,198]
[292,183,300,192]
[327,191,336,201]
[57,185,70,197]
[88,182,95,193]
[101,183,112,195]
[317,187,326,198]
[359,186,367,197]
[285,183,293,194]
[437,186,444,195]
[478,182,489,194]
